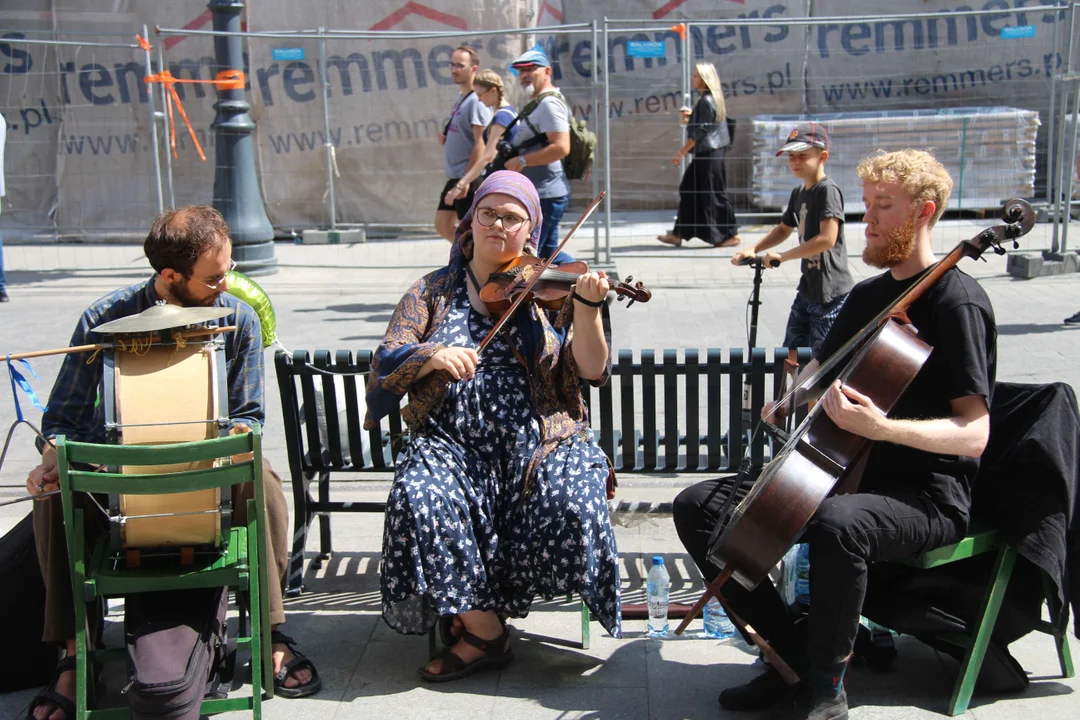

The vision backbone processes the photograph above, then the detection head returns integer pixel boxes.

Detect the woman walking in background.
[658,62,740,248]
[443,70,518,208]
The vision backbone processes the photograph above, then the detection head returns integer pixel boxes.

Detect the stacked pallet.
[751,107,1039,212]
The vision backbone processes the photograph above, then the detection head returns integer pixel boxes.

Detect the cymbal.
[91,303,234,335]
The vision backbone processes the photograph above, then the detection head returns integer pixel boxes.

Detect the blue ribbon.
[6,356,49,422]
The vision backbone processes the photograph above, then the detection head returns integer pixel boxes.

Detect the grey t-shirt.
[780,176,854,304]
[513,90,571,199]
[444,91,492,179]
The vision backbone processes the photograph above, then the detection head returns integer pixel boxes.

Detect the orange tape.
[143,70,248,162]
[136,34,151,52]
[670,23,687,40]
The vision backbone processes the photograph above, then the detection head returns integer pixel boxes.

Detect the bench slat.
[618,350,635,472]
[750,348,768,466]
[663,350,679,471]
[707,348,724,470]
[685,349,701,471]
[642,350,657,471]
[339,350,364,469]
[315,351,346,468]
[728,348,744,464]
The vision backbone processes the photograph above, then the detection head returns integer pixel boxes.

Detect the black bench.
[275,347,811,595]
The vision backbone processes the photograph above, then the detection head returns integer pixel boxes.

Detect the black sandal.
[418,626,514,683]
[438,615,464,648]
[26,656,77,720]
[271,630,322,699]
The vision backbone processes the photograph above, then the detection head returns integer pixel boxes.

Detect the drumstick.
[4,327,238,361]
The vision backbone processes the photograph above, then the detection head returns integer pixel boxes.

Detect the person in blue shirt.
[24,206,320,720]
[442,69,517,209]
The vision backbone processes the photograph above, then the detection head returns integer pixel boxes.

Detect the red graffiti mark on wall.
[369,2,468,31]
[653,0,744,21]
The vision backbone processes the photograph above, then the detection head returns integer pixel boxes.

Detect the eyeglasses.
[193,260,237,290]
[475,208,529,233]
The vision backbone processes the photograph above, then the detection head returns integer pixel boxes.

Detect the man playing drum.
[673,150,996,720]
[24,206,321,720]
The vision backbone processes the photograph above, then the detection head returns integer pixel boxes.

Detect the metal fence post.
[1053,4,1077,253]
[591,19,601,264]
[155,39,176,208]
[1047,7,1061,209]
[318,27,337,229]
[602,17,612,261]
[142,24,164,213]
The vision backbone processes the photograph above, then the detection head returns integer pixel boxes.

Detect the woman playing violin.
[366,171,621,682]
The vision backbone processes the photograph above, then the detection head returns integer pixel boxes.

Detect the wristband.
[573,291,605,308]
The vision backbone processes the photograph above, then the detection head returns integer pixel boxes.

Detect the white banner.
[0,0,1069,236]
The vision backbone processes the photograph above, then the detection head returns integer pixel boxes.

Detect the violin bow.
[475,191,607,355]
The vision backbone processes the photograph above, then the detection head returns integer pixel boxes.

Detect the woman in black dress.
[658,62,740,248]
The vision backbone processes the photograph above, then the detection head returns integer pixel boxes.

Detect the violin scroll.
[613,276,653,308]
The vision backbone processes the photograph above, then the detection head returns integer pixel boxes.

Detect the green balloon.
[226,270,277,348]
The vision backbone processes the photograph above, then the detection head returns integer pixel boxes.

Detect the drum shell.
[110,343,226,549]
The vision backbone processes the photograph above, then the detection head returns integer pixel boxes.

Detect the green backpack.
[518,90,596,181]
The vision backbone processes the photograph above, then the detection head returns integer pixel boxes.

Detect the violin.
[478,255,652,314]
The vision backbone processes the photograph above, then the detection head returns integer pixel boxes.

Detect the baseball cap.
[776,122,829,156]
[510,47,551,69]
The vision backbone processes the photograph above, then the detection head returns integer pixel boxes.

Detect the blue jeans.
[783,292,847,356]
[538,195,574,264]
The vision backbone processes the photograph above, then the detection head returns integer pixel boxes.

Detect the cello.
[673,198,1036,643]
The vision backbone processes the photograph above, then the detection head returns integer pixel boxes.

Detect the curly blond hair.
[857,150,954,228]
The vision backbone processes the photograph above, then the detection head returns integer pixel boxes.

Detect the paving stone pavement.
[2,214,1080,719]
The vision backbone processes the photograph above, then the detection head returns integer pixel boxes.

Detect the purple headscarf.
[451,171,544,260]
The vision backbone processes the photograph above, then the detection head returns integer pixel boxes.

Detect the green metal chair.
[899,523,1074,715]
[57,429,273,719]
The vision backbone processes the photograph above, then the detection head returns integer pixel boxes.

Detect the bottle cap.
[652,555,664,565]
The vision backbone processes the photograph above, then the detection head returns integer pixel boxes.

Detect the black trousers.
[672,476,964,672]
[672,148,738,246]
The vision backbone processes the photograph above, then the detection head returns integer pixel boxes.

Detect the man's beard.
[863,215,916,269]
[168,280,217,307]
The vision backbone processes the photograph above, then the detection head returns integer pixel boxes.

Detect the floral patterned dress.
[380,275,621,637]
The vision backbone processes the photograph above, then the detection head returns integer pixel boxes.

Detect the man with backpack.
[506,48,577,262]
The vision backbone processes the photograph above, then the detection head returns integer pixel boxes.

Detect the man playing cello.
[674,150,996,719]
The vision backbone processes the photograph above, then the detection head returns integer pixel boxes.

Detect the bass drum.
[109,342,227,549]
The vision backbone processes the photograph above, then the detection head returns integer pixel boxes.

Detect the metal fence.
[2,5,1079,255]
[0,27,164,241]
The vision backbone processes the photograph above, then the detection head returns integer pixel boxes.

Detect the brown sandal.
[418,626,514,682]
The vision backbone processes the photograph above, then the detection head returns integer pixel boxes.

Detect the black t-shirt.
[814,266,997,522]
[781,177,854,304]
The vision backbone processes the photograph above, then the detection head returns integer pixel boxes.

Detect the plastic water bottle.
[646,556,670,637]
[703,596,736,639]
[794,543,811,607]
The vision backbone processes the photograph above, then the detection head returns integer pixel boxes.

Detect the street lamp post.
[209,0,277,275]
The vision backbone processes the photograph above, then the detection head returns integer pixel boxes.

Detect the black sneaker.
[1065,311,1080,325]
[773,685,848,720]
[719,666,798,711]
[0,289,8,302]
